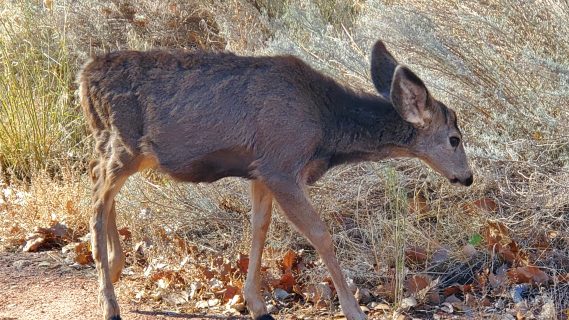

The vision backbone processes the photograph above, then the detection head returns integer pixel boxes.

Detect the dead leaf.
[65,200,76,215]
[473,198,498,213]
[236,253,249,274]
[405,246,428,265]
[275,271,295,293]
[482,221,529,264]
[10,224,21,234]
[151,270,185,287]
[375,281,396,302]
[408,194,429,215]
[498,240,529,266]
[199,266,215,281]
[443,285,461,297]
[533,232,551,250]
[303,282,332,309]
[43,0,53,10]
[464,293,477,308]
[427,292,441,305]
[118,227,132,241]
[483,220,509,250]
[173,236,197,255]
[222,285,240,302]
[507,266,549,285]
[405,274,431,295]
[22,235,46,252]
[480,297,492,307]
[281,249,297,272]
[489,271,507,289]
[74,241,94,265]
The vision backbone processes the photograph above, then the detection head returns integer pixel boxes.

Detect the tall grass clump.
[0,2,85,179]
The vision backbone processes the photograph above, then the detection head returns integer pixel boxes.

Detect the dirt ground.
[0,251,244,320]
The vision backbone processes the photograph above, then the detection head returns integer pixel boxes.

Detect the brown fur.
[79,40,472,320]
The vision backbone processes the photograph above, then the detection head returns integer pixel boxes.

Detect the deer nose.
[463,174,473,186]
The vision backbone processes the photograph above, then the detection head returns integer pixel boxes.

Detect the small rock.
[188,281,202,300]
[38,261,51,267]
[401,297,418,309]
[266,303,277,314]
[61,243,75,254]
[461,244,477,260]
[346,277,357,293]
[393,311,406,320]
[164,293,187,305]
[444,294,462,304]
[79,233,91,242]
[440,302,453,313]
[538,300,555,320]
[207,298,220,307]
[510,284,528,304]
[229,302,246,312]
[70,262,86,269]
[501,314,515,320]
[370,302,390,311]
[13,260,31,270]
[227,294,246,312]
[432,247,451,263]
[495,299,506,310]
[354,287,372,304]
[273,288,290,301]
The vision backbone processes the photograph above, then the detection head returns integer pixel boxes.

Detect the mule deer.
[79,40,472,320]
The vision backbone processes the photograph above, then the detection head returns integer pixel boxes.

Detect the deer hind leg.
[265,176,366,320]
[107,201,125,283]
[91,148,140,320]
[244,180,274,320]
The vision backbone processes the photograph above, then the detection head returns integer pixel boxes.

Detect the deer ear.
[390,65,432,128]
[370,40,398,100]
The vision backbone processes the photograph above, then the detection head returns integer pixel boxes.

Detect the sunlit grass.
[0,2,85,179]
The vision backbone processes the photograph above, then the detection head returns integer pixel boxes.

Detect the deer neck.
[325,88,417,166]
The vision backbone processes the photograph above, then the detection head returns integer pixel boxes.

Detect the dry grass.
[1,0,568,318]
[0,2,86,179]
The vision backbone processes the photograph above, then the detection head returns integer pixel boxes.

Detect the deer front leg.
[92,193,120,319]
[91,167,130,320]
[244,180,275,320]
[265,176,365,320]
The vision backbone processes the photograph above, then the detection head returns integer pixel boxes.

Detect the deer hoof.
[255,315,275,320]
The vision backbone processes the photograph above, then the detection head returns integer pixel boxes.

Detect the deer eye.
[449,137,460,147]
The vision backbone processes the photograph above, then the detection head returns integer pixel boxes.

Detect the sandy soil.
[0,251,243,320]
